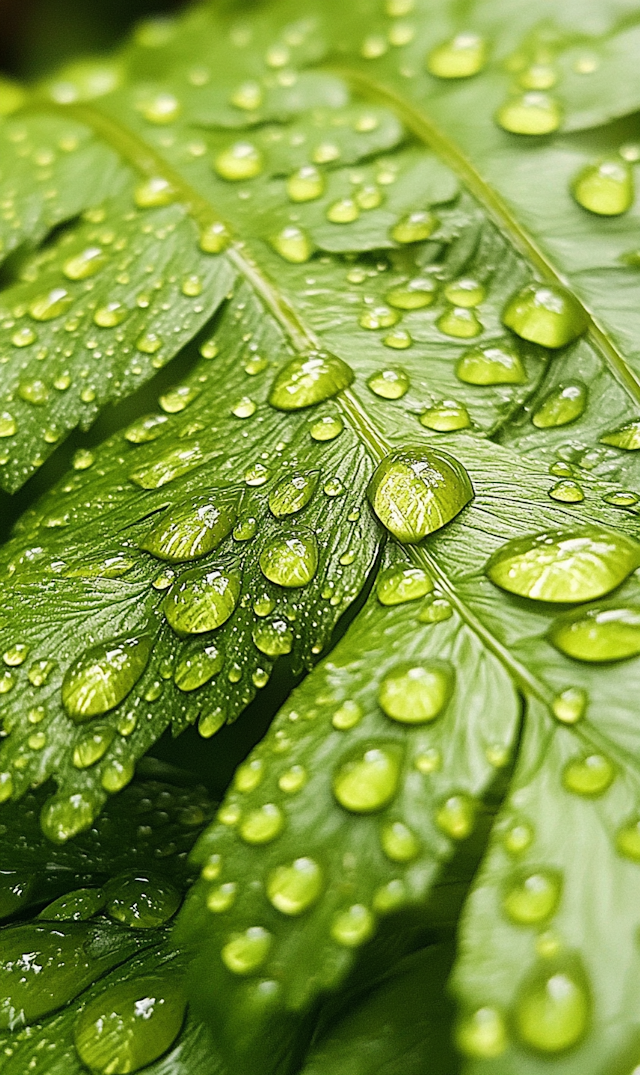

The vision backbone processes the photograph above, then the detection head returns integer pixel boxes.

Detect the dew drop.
[551,687,587,724]
[386,277,438,309]
[271,225,313,264]
[456,1007,508,1059]
[141,497,235,562]
[206,882,236,912]
[3,643,28,667]
[38,887,105,922]
[563,753,614,796]
[94,301,128,327]
[231,80,263,111]
[62,635,152,722]
[134,176,175,208]
[214,141,263,181]
[164,567,241,634]
[239,803,284,844]
[173,643,223,691]
[252,619,294,657]
[379,660,452,724]
[603,489,639,506]
[514,958,591,1053]
[287,165,324,202]
[435,794,475,840]
[29,287,73,321]
[616,819,640,861]
[550,606,640,662]
[269,471,318,518]
[456,345,526,385]
[519,64,557,90]
[496,92,562,135]
[199,221,230,254]
[104,872,181,928]
[391,210,438,244]
[437,305,483,338]
[330,904,375,947]
[332,700,362,730]
[327,198,360,224]
[503,869,561,925]
[269,351,353,410]
[0,412,16,438]
[41,792,95,843]
[549,480,584,503]
[368,446,473,543]
[73,975,186,1074]
[267,857,322,915]
[444,278,485,307]
[136,332,162,355]
[420,400,471,431]
[140,91,181,124]
[310,415,343,441]
[11,326,37,347]
[381,820,419,862]
[73,726,115,768]
[533,383,587,428]
[19,378,48,405]
[368,368,409,399]
[63,246,107,281]
[485,526,640,603]
[359,305,400,331]
[383,327,413,349]
[376,564,433,605]
[234,758,264,793]
[333,745,401,813]
[222,926,271,975]
[572,158,633,216]
[427,32,486,79]
[355,184,383,209]
[278,765,307,793]
[259,529,318,588]
[372,879,407,914]
[504,282,587,348]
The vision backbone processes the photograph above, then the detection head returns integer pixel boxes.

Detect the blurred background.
[0,0,188,78]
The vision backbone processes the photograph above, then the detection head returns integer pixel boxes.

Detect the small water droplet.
[259,529,318,588]
[142,498,235,563]
[234,758,264,793]
[3,643,28,667]
[503,869,561,925]
[63,246,107,281]
[164,567,241,634]
[29,287,73,321]
[355,184,383,209]
[444,277,485,307]
[359,305,400,331]
[73,725,115,768]
[267,857,322,915]
[234,517,257,541]
[278,765,307,793]
[372,878,407,914]
[435,794,475,840]
[381,820,419,862]
[19,378,49,405]
[252,619,294,656]
[486,526,639,603]
[420,400,471,431]
[367,368,410,399]
[62,635,151,722]
[136,332,163,355]
[549,480,584,503]
[427,32,486,78]
[11,326,37,347]
[386,277,438,309]
[572,158,633,216]
[330,903,375,946]
[174,643,223,691]
[533,383,587,428]
[269,471,318,517]
[239,803,284,844]
[600,420,640,450]
[376,564,433,605]
[437,305,483,338]
[181,274,202,297]
[269,351,353,410]
[206,881,237,912]
[456,345,526,385]
[0,412,16,438]
[134,176,175,208]
[222,926,272,974]
[199,221,230,254]
[41,792,95,843]
[391,211,438,243]
[379,660,452,724]
[140,91,181,124]
[496,92,562,135]
[94,301,128,327]
[333,745,401,813]
[287,164,325,202]
[214,141,263,181]
[38,887,105,922]
[552,687,587,724]
[271,225,313,263]
[332,700,362,730]
[368,446,473,543]
[514,957,591,1053]
[327,198,360,224]
[519,64,557,90]
[563,753,614,796]
[603,489,639,506]
[550,606,640,662]
[310,414,343,441]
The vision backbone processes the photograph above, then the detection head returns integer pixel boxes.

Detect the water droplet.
[312,142,340,164]
[437,305,483,338]
[367,368,410,399]
[136,332,162,354]
[332,700,362,730]
[267,857,322,915]
[0,412,16,437]
[355,184,383,209]
[214,141,263,181]
[104,872,181,928]
[533,383,587,428]
[420,400,471,431]
[164,567,241,634]
[551,687,587,724]
[73,725,115,768]
[244,463,270,487]
[269,471,318,517]
[456,344,526,385]
[419,596,453,624]
[502,280,586,349]
[252,619,294,657]
[600,420,640,450]
[234,758,264,793]
[379,661,452,724]
[278,765,307,793]
[563,753,614,796]
[72,448,95,471]
[124,414,168,444]
[359,305,400,331]
[140,91,181,124]
[199,221,230,254]
[368,446,473,543]
[327,198,360,224]
[134,176,175,208]
[235,517,258,541]
[456,1007,508,1059]
[486,526,640,603]
[572,158,633,216]
[174,643,223,691]
[269,351,353,410]
[222,926,272,974]
[514,957,591,1053]
[206,881,237,912]
[0,772,13,803]
[550,606,640,662]
[435,794,475,840]
[376,564,433,606]
[259,529,318,588]
[38,887,105,922]
[12,326,37,347]
[271,225,313,263]
[519,64,557,90]
[381,820,419,862]
[18,378,48,405]
[333,745,401,813]
[41,791,96,843]
[94,301,128,327]
[496,92,562,135]
[231,80,263,110]
[603,489,639,506]
[181,274,202,297]
[74,975,186,1074]
[141,497,235,561]
[549,479,584,503]
[391,211,438,243]
[310,415,343,441]
[102,758,135,794]
[386,277,437,309]
[201,855,221,882]
[372,879,407,914]
[427,32,486,79]
[330,904,375,947]
[444,278,485,307]
[62,635,151,722]
[239,803,284,844]
[616,819,640,861]
[503,869,561,925]
[287,165,325,202]
[63,246,107,281]
[29,287,73,321]
[3,643,28,666]
[383,327,413,349]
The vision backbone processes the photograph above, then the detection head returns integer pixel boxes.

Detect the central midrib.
[37,96,555,707]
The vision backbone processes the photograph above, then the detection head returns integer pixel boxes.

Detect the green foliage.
[4,0,640,1072]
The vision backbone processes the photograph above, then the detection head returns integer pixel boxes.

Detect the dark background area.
[0,0,187,78]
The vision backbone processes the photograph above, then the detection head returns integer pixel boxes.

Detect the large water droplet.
[239,803,284,844]
[376,564,433,605]
[600,420,640,450]
[134,176,175,208]
[486,526,639,603]
[549,479,584,503]
[496,92,562,135]
[327,198,360,224]
[141,497,235,562]
[94,301,128,328]
[503,869,561,925]
[104,872,181,928]
[420,400,471,431]
[29,287,74,322]
[73,725,115,768]
[330,904,375,947]
[267,857,322,915]
[259,529,318,588]
[552,687,587,724]
[271,226,313,264]
[164,567,241,634]
[514,957,591,1053]
[214,141,263,181]
[563,753,614,796]
[38,887,105,922]
[62,635,151,722]
[310,415,343,441]
[74,975,186,1074]
[572,159,633,216]
[456,345,526,385]
[533,383,587,428]
[221,926,271,974]
[252,619,294,657]
[367,368,409,399]
[435,794,475,839]
[550,606,640,662]
[269,471,318,517]
[333,745,401,813]
[269,351,353,410]
[427,32,486,78]
[378,661,452,723]
[41,792,95,843]
[386,277,437,309]
[456,1007,507,1059]
[503,283,586,348]
[63,246,107,281]
[391,210,438,243]
[359,305,400,330]
[287,165,324,202]
[381,820,419,862]
[367,446,473,543]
